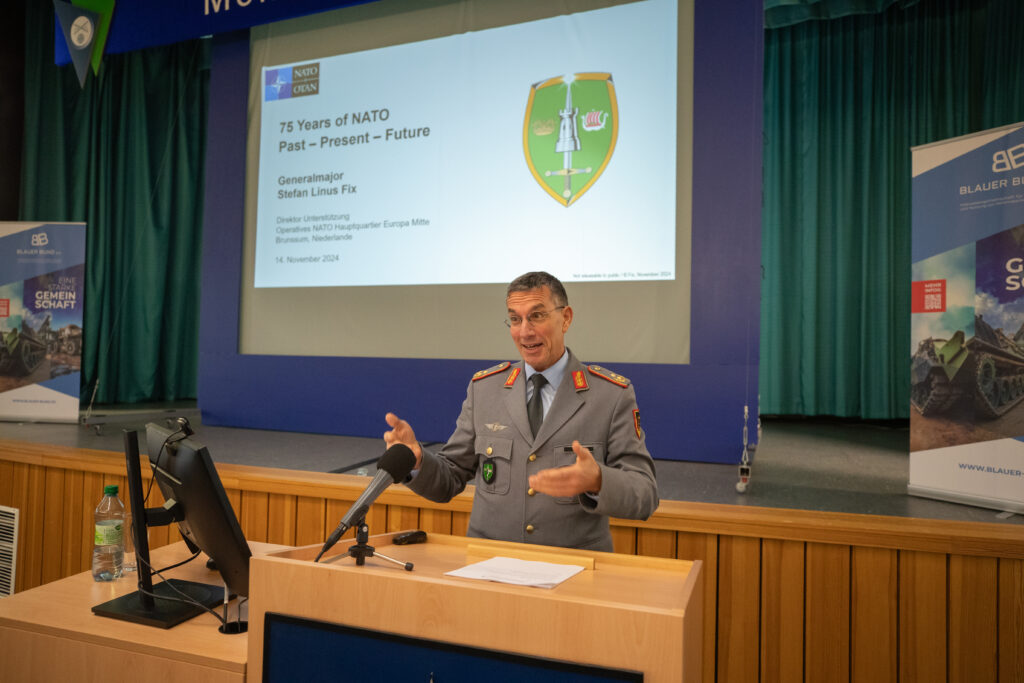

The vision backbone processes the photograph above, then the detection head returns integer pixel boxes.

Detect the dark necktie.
[527,373,547,438]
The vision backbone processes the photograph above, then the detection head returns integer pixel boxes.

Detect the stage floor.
[1,406,1019,527]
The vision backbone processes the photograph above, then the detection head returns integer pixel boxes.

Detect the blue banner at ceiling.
[55,0,377,65]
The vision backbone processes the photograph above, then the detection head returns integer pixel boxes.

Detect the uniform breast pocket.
[476,436,513,495]
[552,442,605,504]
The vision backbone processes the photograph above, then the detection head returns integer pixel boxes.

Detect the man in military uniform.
[384,271,658,551]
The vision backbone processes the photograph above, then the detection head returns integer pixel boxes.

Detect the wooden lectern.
[248,532,702,682]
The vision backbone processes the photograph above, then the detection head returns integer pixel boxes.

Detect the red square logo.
[911,280,946,313]
[0,299,9,317]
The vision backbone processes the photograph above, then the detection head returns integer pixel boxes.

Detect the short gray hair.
[506,271,568,307]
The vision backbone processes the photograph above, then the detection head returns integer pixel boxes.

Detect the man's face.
[506,286,573,372]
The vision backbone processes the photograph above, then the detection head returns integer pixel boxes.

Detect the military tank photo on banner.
[909,223,1024,452]
[911,315,1024,419]
[0,319,48,378]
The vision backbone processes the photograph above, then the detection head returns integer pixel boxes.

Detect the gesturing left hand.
[528,440,602,497]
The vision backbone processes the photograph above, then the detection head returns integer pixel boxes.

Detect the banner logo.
[523,73,618,207]
[266,63,321,102]
[31,233,49,247]
[70,16,94,49]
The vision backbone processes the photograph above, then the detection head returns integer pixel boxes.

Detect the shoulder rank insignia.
[572,370,589,391]
[587,364,630,388]
[472,361,511,381]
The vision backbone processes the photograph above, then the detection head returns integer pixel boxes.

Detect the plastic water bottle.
[92,484,125,581]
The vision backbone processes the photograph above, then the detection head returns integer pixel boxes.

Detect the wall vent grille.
[0,505,18,597]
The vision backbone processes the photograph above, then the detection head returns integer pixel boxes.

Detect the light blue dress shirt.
[523,348,570,421]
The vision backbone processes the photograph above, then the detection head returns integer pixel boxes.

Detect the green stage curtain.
[764,0,921,29]
[761,0,1024,418]
[20,3,209,405]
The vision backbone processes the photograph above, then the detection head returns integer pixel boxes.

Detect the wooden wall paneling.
[677,531,719,683]
[610,524,637,555]
[637,527,677,559]
[385,504,419,533]
[949,554,997,683]
[60,469,85,577]
[14,463,44,592]
[805,542,850,683]
[417,507,452,534]
[266,493,297,545]
[717,535,760,683]
[850,546,897,683]
[364,502,388,535]
[0,459,13,504]
[225,486,242,519]
[7,462,29,591]
[899,550,947,683]
[324,498,351,542]
[79,472,103,568]
[760,539,804,683]
[998,558,1024,683]
[451,510,470,536]
[294,495,326,547]
[40,467,65,585]
[240,490,270,543]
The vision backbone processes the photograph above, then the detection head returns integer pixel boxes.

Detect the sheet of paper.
[444,556,584,589]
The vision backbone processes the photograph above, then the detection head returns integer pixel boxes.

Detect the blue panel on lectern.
[263,612,643,682]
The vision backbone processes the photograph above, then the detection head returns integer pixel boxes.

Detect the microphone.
[314,443,417,562]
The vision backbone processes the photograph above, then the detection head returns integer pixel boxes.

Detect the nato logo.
[265,63,320,102]
[265,69,292,101]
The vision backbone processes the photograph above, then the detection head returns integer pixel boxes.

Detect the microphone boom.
[314,444,416,562]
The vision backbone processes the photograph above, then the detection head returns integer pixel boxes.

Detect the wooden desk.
[0,542,280,683]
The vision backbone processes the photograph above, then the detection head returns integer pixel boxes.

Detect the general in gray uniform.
[384,271,658,552]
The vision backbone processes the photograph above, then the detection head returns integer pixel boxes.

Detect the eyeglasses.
[505,306,565,328]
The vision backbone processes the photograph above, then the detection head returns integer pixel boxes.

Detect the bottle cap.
[103,484,119,495]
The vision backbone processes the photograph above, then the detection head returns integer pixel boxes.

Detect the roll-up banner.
[0,223,86,423]
[910,124,1024,512]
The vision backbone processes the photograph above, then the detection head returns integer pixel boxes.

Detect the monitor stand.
[91,430,222,629]
[91,579,223,629]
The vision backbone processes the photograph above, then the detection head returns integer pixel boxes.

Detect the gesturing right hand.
[384,412,423,468]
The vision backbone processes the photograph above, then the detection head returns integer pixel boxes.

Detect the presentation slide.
[253,0,677,288]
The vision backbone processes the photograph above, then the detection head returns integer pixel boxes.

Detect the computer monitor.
[143,421,252,599]
[92,422,251,631]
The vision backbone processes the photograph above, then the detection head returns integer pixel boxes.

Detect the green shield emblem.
[481,459,495,484]
[524,72,618,207]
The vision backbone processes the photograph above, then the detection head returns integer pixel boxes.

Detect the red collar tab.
[472,361,511,382]
[572,370,589,391]
[503,367,522,387]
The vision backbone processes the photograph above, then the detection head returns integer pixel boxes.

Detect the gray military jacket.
[408,350,658,551]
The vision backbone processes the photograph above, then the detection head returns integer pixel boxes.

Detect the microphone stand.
[342,519,414,571]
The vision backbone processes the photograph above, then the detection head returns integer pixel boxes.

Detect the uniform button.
[486,447,493,455]
[527,487,535,496]
[526,524,535,533]
[528,453,537,462]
